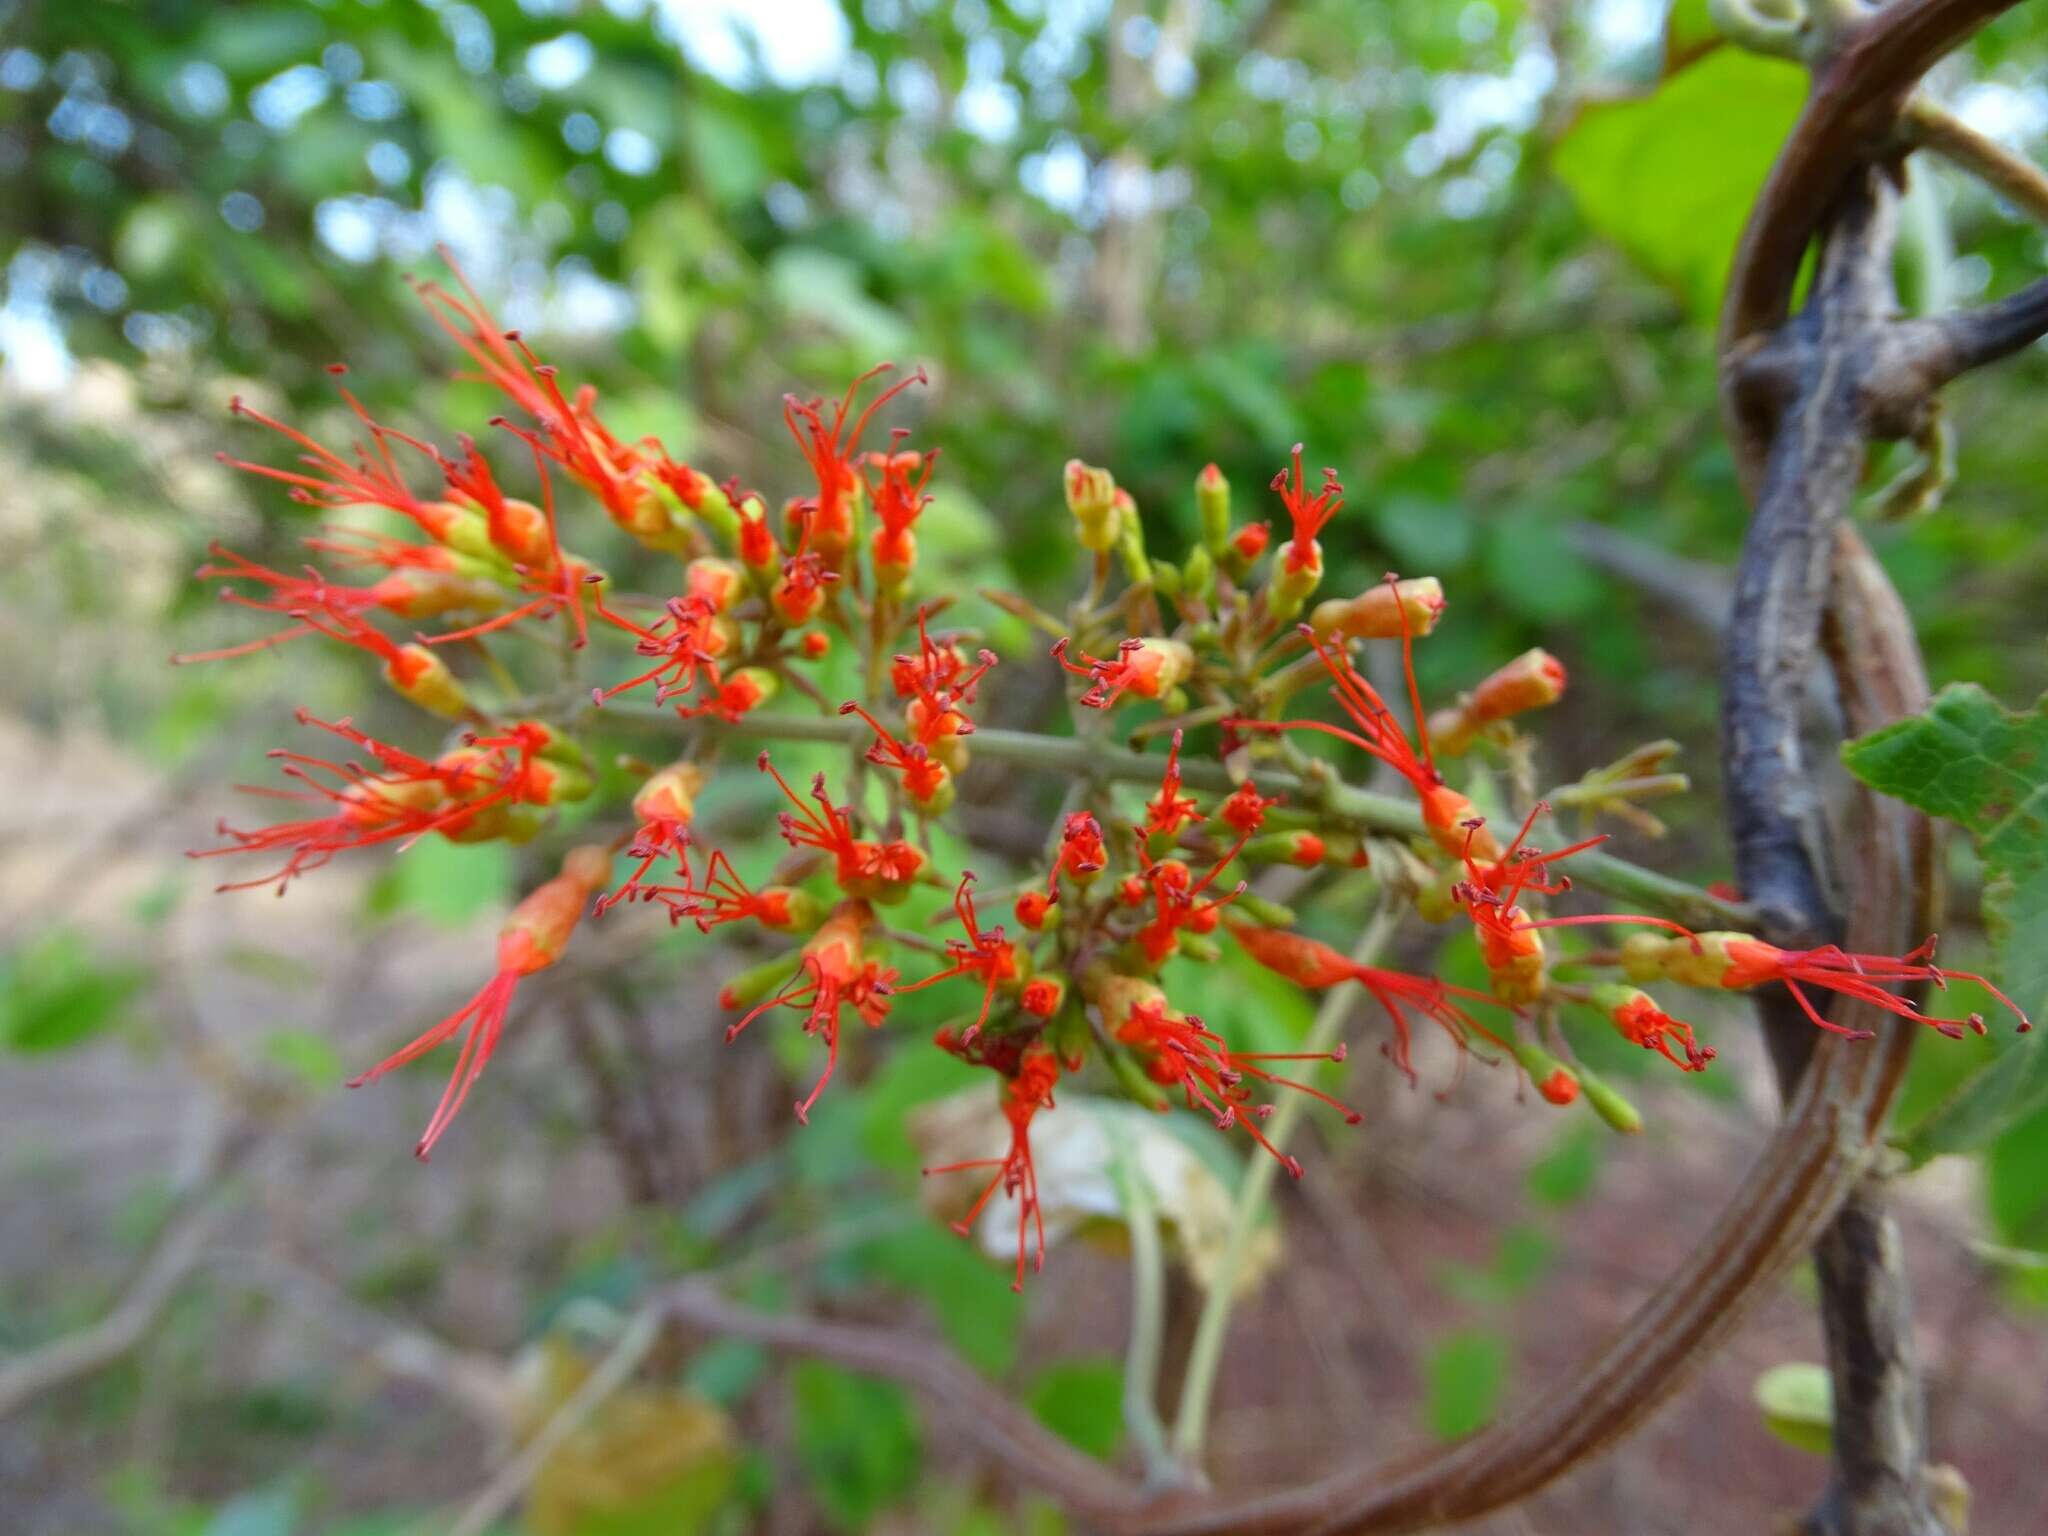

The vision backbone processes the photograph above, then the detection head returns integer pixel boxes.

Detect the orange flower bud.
[384,642,471,719]
[633,761,707,826]
[685,557,747,613]
[1308,577,1447,642]
[1429,648,1566,755]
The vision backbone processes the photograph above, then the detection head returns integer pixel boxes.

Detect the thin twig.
[444,1308,664,1536]
[1901,96,2048,225]
[1111,1124,1185,1489]
[1168,900,1395,1466]
[0,1121,259,1419]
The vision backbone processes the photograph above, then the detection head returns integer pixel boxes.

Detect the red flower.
[1451,801,1606,1005]
[413,261,670,537]
[865,431,937,583]
[190,713,544,893]
[784,363,928,560]
[1270,443,1343,576]
[348,845,612,1159]
[841,702,953,811]
[891,607,985,700]
[1050,636,1192,710]
[675,668,777,723]
[1143,730,1205,846]
[1577,923,2034,1042]
[1046,811,1107,899]
[771,505,840,625]
[728,904,896,1122]
[219,373,470,546]
[1239,587,1491,858]
[638,842,812,935]
[923,1042,1059,1291]
[1116,997,1356,1177]
[417,454,601,650]
[171,543,438,665]
[1218,780,1279,835]
[1226,920,1509,1087]
[1591,984,1716,1073]
[756,753,925,900]
[893,873,1025,1040]
[590,593,732,710]
[1014,889,1052,930]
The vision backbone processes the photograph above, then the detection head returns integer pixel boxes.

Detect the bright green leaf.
[365,837,515,927]
[1484,507,1602,622]
[1553,48,1806,317]
[788,1362,921,1532]
[1754,1362,1833,1455]
[259,1029,343,1093]
[0,930,144,1054]
[1842,683,2048,1158]
[1526,1124,1603,1207]
[1423,1329,1509,1440]
[1026,1359,1125,1461]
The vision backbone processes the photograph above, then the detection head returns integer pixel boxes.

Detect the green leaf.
[364,837,515,927]
[1525,1124,1603,1207]
[1841,683,2048,1158]
[1553,47,1806,318]
[0,930,144,1054]
[258,1029,343,1093]
[1754,1362,1833,1455]
[1985,1104,2048,1248]
[1025,1359,1125,1461]
[768,248,913,361]
[1483,507,1602,623]
[1422,1329,1509,1440]
[853,1222,1023,1376]
[1662,0,1722,72]
[1375,494,1474,572]
[684,1338,768,1406]
[685,101,769,207]
[788,1362,921,1532]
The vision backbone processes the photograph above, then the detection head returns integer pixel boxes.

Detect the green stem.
[1108,1125,1180,1487]
[1166,899,1397,1465]
[594,706,1755,930]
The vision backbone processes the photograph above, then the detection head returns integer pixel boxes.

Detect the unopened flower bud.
[1063,459,1122,551]
[385,644,470,719]
[1510,1040,1577,1105]
[633,760,707,825]
[1015,889,1053,930]
[686,558,747,613]
[1430,648,1566,755]
[1577,1066,1644,1134]
[1308,577,1446,642]
[720,952,803,1011]
[1114,489,1151,583]
[1193,462,1230,550]
[1020,976,1065,1018]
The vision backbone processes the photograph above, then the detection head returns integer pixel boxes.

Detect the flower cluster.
[185,254,2028,1288]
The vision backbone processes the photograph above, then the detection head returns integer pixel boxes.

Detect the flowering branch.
[603,704,1757,931]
